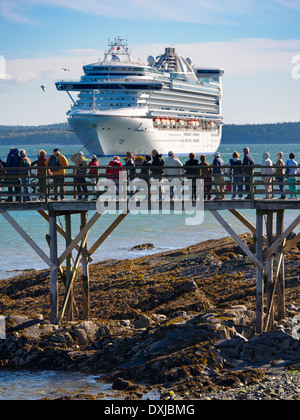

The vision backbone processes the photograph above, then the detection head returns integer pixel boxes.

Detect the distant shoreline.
[0,121,299,146]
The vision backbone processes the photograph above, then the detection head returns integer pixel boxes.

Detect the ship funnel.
[165,47,175,54]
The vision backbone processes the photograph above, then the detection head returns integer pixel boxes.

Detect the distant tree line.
[0,123,79,145]
[0,121,299,145]
[222,122,300,144]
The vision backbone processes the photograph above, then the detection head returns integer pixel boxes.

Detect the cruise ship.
[56,37,224,157]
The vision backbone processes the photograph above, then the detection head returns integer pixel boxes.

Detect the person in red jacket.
[106,156,124,179]
[106,156,124,194]
[31,149,48,200]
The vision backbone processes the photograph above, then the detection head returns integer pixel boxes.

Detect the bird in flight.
[62,68,70,71]
[40,85,45,92]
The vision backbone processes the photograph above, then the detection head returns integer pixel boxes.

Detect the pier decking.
[0,165,299,334]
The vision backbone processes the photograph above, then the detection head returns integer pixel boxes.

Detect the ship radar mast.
[102,36,132,63]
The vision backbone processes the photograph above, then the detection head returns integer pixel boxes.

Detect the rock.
[72,328,90,346]
[80,321,98,339]
[112,377,138,391]
[130,243,155,251]
[132,314,152,329]
[7,315,43,339]
[240,330,300,363]
[151,314,167,323]
[216,333,248,359]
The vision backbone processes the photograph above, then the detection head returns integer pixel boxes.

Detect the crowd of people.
[0,146,298,202]
[0,147,100,202]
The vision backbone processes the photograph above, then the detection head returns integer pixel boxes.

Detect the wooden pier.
[0,164,299,335]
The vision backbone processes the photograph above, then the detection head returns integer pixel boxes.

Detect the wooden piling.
[256,210,264,335]
[65,213,73,321]
[265,211,274,331]
[276,210,286,321]
[49,212,58,324]
[81,212,90,320]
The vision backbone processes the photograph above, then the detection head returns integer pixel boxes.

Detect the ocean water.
[0,143,299,279]
[0,370,108,400]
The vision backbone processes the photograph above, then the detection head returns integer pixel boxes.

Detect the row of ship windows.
[78,94,217,104]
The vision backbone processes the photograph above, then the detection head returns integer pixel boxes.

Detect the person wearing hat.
[71,151,88,200]
[275,152,286,199]
[45,148,69,200]
[19,149,31,202]
[212,151,225,200]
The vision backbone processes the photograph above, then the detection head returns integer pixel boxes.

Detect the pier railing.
[0,164,299,204]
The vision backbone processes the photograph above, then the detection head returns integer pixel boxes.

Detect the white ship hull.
[68,114,222,157]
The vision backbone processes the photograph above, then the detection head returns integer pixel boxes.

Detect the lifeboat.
[176,119,184,127]
[169,119,176,127]
[153,118,161,126]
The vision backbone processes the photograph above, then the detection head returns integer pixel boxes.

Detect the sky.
[0,0,300,126]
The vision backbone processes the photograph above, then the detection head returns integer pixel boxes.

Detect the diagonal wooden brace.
[210,210,264,272]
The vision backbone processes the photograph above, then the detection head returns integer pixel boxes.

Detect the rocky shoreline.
[0,233,300,400]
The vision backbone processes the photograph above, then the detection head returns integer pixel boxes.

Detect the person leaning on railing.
[185,153,199,200]
[45,148,69,201]
[285,153,298,199]
[275,152,286,199]
[88,155,99,200]
[212,152,225,200]
[227,151,243,200]
[18,149,31,202]
[261,152,274,199]
[31,149,48,200]
[71,151,88,200]
[199,155,212,200]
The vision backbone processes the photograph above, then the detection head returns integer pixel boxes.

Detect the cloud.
[0,0,34,23]
[1,0,300,25]
[1,37,298,90]
[134,38,300,75]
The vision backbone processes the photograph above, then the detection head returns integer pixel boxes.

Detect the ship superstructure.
[56,37,224,156]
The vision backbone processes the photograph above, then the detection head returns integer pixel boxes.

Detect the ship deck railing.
[0,164,299,210]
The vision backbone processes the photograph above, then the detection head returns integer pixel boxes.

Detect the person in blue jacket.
[285,153,298,199]
[6,148,20,202]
